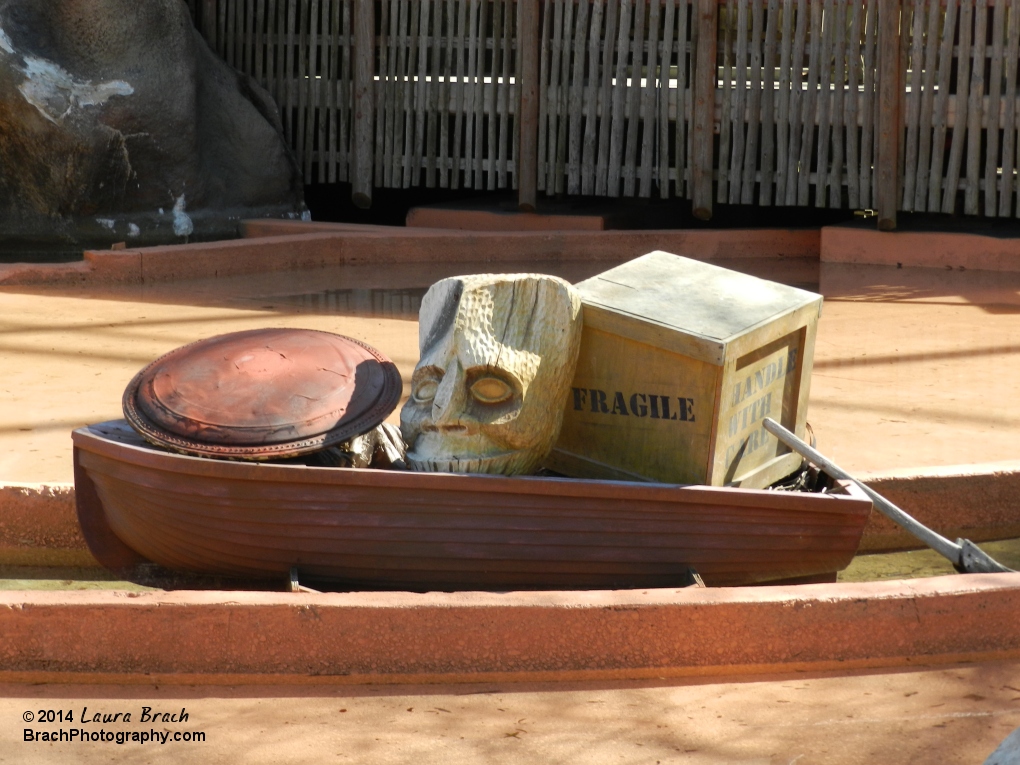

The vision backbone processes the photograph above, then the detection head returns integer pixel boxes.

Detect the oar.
[762,417,1014,575]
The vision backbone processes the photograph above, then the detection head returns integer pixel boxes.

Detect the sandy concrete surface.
[810,263,1020,473]
[1,235,1019,764]
[1,576,1018,680]
[2,662,1019,764]
[1,257,1018,483]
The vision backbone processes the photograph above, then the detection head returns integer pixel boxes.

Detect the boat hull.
[73,421,873,589]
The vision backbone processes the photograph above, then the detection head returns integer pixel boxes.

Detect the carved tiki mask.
[400,274,583,475]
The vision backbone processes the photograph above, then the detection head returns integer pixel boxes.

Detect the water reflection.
[263,287,428,319]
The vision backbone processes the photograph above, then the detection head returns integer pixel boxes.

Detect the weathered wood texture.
[191,0,1020,219]
[74,421,872,589]
[549,251,822,489]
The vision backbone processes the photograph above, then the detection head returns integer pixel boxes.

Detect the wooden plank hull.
[73,421,872,590]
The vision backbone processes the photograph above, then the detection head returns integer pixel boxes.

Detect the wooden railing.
[188,0,1020,227]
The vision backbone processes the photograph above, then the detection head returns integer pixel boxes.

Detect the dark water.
[264,287,428,320]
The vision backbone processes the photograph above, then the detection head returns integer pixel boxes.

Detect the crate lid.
[575,251,822,363]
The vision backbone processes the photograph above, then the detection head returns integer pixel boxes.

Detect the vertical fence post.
[201,0,217,49]
[352,0,376,209]
[517,0,541,211]
[876,0,902,230]
[691,0,719,220]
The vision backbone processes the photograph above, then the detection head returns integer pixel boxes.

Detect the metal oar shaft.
[762,418,963,563]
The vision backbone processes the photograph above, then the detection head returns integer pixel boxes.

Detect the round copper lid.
[123,328,402,459]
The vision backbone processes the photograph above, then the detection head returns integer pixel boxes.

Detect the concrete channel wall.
[1,575,1019,684]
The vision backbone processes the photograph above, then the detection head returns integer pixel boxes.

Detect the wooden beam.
[691,0,719,220]
[517,0,541,211]
[352,0,375,209]
[876,0,902,230]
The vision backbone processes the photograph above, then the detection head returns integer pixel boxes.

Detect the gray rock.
[985,727,1020,765]
[0,0,304,252]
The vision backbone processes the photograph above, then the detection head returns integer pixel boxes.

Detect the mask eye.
[469,376,513,404]
[412,378,439,403]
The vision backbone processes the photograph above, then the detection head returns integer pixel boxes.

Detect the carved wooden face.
[400,274,582,475]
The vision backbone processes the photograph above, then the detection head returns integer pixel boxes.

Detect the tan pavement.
[1,662,1019,764]
[2,259,1019,483]
[1,256,1019,764]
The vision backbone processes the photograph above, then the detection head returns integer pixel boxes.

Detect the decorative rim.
[122,329,403,460]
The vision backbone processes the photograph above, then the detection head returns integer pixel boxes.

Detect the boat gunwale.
[73,422,873,518]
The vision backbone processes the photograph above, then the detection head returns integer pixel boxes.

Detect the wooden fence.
[188,0,1020,227]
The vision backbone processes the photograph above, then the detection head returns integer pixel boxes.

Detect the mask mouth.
[420,423,471,435]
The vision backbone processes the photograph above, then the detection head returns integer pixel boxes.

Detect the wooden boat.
[73,420,873,590]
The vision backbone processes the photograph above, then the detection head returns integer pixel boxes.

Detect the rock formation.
[0,0,304,253]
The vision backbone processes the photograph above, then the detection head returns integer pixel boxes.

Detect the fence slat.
[567,0,589,194]
[519,0,540,207]
[1000,0,1019,216]
[554,0,575,194]
[317,0,329,183]
[607,0,633,196]
[623,0,649,197]
[728,0,748,204]
[758,0,779,205]
[436,0,452,187]
[512,0,522,190]
[543,0,562,192]
[777,0,802,206]
[814,0,835,208]
[901,0,924,209]
[476,0,490,189]
[255,0,265,83]
[498,1,513,189]
[912,0,940,210]
[676,0,691,197]
[409,0,427,188]
[339,0,351,182]
[536,0,552,192]
[718,1,733,203]
[427,0,443,188]
[351,0,374,207]
[941,0,972,214]
[379,0,394,187]
[298,0,311,184]
[927,0,956,210]
[582,0,605,195]
[844,0,861,207]
[329,0,337,179]
[692,0,717,218]
[740,0,764,204]
[828,0,847,207]
[595,0,619,195]
[859,0,877,208]
[464,0,480,189]
[202,0,1019,222]
[796,0,821,206]
[638,0,661,197]
[876,0,900,227]
[964,0,986,215]
[658,0,678,198]
[485,0,501,190]
[202,0,218,49]
[303,0,318,185]
[984,0,1005,215]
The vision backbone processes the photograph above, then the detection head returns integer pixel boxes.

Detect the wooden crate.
[546,251,823,489]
